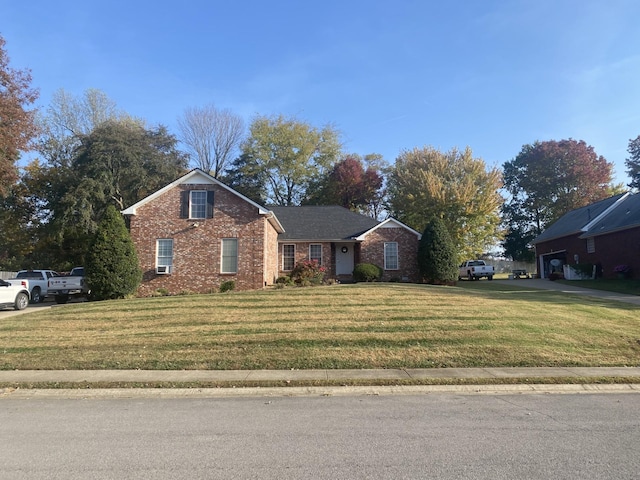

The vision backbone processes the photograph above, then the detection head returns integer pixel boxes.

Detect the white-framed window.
[190,190,208,219]
[586,237,595,253]
[156,239,174,273]
[283,244,295,271]
[309,244,322,265]
[384,242,399,270]
[221,238,238,274]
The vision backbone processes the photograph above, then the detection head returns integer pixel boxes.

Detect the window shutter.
[206,190,214,218]
[180,190,189,218]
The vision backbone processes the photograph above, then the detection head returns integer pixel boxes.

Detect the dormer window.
[181,189,214,219]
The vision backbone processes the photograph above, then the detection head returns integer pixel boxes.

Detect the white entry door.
[335,243,354,275]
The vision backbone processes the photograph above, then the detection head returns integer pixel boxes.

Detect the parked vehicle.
[459,260,495,281]
[0,278,30,310]
[8,270,60,303]
[47,267,89,304]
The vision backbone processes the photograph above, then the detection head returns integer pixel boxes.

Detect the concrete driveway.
[493,278,640,306]
[0,300,53,319]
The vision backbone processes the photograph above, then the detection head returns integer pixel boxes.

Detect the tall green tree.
[626,135,640,191]
[37,120,187,268]
[387,146,503,261]
[221,153,268,205]
[239,114,342,205]
[502,139,614,260]
[86,205,141,300]
[304,154,384,217]
[418,217,458,285]
[0,34,39,195]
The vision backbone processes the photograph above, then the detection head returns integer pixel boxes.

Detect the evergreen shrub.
[353,263,382,282]
[85,205,142,300]
[220,280,235,293]
[418,217,458,285]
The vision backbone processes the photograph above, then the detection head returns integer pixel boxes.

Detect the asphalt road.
[1,392,638,479]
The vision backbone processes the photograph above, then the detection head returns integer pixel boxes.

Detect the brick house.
[122,169,421,295]
[532,192,640,279]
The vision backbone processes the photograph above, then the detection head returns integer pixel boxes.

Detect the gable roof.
[121,169,284,233]
[354,218,421,241]
[580,192,640,238]
[269,206,380,241]
[532,193,630,244]
[269,206,421,242]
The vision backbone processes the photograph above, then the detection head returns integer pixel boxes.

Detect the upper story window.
[181,190,214,219]
[384,242,399,270]
[586,237,595,253]
[309,244,322,265]
[190,191,207,219]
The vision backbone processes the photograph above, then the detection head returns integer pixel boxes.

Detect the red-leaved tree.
[306,155,383,217]
[0,35,39,195]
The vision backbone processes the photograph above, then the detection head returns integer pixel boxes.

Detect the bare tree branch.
[177,104,245,178]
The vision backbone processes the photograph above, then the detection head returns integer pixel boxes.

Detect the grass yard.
[2,282,638,372]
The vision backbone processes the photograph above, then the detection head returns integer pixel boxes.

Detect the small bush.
[276,275,293,285]
[353,263,382,282]
[220,280,235,293]
[291,260,326,286]
[549,272,563,281]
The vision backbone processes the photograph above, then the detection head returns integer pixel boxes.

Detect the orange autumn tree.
[0,35,39,195]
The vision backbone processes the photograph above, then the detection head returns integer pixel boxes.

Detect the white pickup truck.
[47,267,89,304]
[0,278,30,310]
[9,269,60,303]
[459,260,495,281]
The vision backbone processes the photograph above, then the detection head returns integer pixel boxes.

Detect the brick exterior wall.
[535,226,640,279]
[277,242,332,278]
[360,227,420,282]
[129,183,278,295]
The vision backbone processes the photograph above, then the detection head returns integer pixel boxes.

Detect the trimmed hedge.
[353,263,383,282]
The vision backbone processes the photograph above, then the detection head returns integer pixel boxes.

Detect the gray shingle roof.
[269,206,380,241]
[532,193,628,244]
[580,192,640,238]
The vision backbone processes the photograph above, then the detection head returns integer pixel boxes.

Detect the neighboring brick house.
[122,169,422,295]
[532,192,640,279]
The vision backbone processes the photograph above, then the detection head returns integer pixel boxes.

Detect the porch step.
[336,275,355,284]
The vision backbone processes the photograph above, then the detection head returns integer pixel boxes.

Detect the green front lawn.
[1,282,638,371]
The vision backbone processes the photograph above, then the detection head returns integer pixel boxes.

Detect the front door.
[335,243,354,275]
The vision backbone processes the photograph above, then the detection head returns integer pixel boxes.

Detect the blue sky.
[3,0,640,185]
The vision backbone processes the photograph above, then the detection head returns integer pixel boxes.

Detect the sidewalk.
[1,366,639,385]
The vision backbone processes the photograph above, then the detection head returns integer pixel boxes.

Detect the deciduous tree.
[178,104,245,178]
[69,120,188,224]
[304,154,384,217]
[239,114,342,205]
[0,35,39,194]
[502,139,614,260]
[36,88,133,168]
[387,146,503,261]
